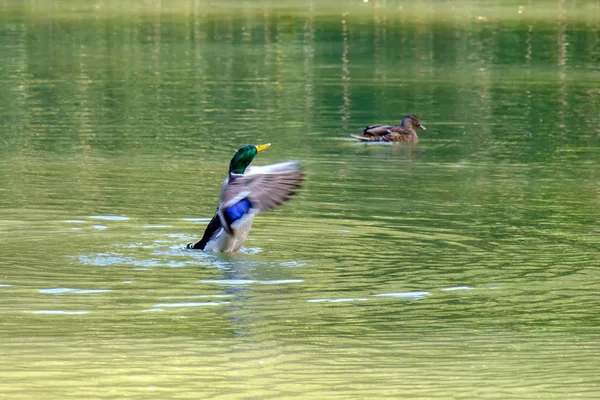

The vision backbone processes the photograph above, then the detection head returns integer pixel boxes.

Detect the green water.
[1,1,599,398]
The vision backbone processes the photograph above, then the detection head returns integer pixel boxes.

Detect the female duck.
[187,144,304,253]
[352,115,426,142]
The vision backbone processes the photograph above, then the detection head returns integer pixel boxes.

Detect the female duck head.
[229,143,271,174]
[402,115,426,131]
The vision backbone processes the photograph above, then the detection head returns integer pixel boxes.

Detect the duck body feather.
[352,115,426,142]
[188,161,304,253]
[196,211,256,253]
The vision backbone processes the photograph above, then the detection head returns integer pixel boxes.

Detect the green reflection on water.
[0,1,599,399]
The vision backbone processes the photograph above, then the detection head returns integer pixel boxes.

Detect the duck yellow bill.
[418,124,426,131]
[256,143,271,152]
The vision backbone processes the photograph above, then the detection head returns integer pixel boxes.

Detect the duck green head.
[229,143,271,174]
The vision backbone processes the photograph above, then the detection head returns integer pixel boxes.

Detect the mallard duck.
[187,144,304,252]
[352,115,426,142]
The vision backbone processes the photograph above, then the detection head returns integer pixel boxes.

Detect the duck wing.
[351,124,396,141]
[364,124,395,136]
[217,161,304,234]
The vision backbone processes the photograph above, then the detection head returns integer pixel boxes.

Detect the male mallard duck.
[187,144,304,253]
[352,115,426,142]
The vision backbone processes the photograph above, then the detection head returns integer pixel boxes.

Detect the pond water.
[1,1,599,399]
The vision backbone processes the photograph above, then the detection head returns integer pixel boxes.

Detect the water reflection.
[1,1,598,160]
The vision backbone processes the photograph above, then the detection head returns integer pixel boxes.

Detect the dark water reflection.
[1,1,599,399]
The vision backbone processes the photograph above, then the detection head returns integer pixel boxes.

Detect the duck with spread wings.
[187,144,304,252]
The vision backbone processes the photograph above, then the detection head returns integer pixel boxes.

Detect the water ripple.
[199,279,304,285]
[88,215,130,221]
[25,310,90,315]
[38,288,112,295]
[372,291,432,300]
[153,302,230,308]
[307,298,369,303]
[442,286,475,291]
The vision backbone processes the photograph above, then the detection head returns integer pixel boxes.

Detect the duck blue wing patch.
[223,198,253,227]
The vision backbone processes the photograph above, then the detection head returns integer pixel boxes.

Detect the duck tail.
[350,134,373,142]
[187,214,223,251]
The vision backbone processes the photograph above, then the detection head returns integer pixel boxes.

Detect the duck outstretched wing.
[217,161,304,233]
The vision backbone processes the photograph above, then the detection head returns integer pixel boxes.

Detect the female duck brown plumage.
[352,115,426,142]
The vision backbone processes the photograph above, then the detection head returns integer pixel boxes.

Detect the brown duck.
[352,115,426,142]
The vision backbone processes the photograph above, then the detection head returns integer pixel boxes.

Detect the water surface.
[1,1,599,399]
